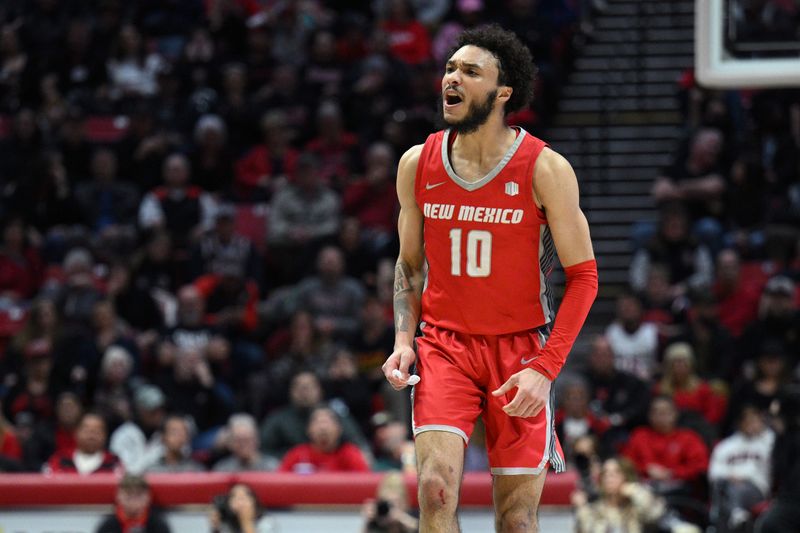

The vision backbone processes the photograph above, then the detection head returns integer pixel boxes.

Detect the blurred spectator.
[572,457,670,533]
[146,414,204,473]
[191,205,261,287]
[623,396,709,492]
[757,385,800,533]
[342,141,398,247]
[709,405,774,533]
[106,261,164,336]
[95,473,171,533]
[190,115,235,195]
[259,370,367,458]
[154,346,233,440]
[131,230,179,294]
[725,339,792,434]
[379,0,432,65]
[0,109,42,194]
[713,249,764,338]
[209,482,278,533]
[109,384,167,474]
[267,154,341,283]
[138,153,218,250]
[115,103,180,193]
[371,416,415,472]
[16,150,84,234]
[278,405,370,473]
[0,400,22,471]
[74,149,140,238]
[235,110,298,201]
[0,215,43,301]
[361,470,418,533]
[605,292,659,381]
[670,289,737,381]
[304,100,358,188]
[213,413,277,472]
[249,310,333,415]
[294,246,366,341]
[351,294,394,383]
[3,338,56,426]
[56,247,104,330]
[652,128,727,232]
[106,24,165,101]
[45,411,120,474]
[582,336,650,454]
[654,343,727,441]
[630,202,714,299]
[322,348,373,434]
[55,19,106,108]
[739,275,800,364]
[301,34,345,110]
[3,299,58,389]
[432,0,487,65]
[158,284,231,384]
[93,345,137,431]
[20,391,83,471]
[556,376,610,461]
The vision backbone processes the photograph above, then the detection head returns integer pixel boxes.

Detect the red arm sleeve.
[529,259,598,380]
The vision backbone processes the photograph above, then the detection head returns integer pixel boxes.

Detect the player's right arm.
[383,144,425,391]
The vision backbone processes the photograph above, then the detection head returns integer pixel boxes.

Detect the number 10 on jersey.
[449,229,492,277]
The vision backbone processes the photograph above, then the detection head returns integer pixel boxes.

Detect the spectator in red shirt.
[304,101,359,189]
[45,411,120,474]
[342,141,399,246]
[0,215,43,301]
[278,406,370,473]
[0,400,22,471]
[654,343,727,443]
[623,396,709,492]
[380,0,432,65]
[713,249,764,337]
[235,110,299,201]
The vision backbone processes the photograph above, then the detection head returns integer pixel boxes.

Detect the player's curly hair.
[452,24,537,115]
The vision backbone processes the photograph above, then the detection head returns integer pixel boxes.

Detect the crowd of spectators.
[560,70,800,530]
[0,0,589,489]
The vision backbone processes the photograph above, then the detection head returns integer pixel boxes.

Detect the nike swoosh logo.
[426,181,446,190]
[520,355,540,365]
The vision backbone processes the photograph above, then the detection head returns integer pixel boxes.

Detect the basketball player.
[382,25,598,532]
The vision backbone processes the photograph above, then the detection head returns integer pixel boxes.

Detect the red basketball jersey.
[414,127,554,335]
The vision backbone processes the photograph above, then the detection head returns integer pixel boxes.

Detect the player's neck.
[451,118,516,165]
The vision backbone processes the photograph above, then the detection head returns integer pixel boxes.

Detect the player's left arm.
[493,148,598,418]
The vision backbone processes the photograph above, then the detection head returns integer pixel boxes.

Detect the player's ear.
[497,86,512,103]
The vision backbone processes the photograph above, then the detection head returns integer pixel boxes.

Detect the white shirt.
[605,321,658,380]
[73,451,105,475]
[709,429,775,496]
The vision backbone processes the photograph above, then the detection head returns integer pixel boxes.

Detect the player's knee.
[418,467,458,513]
[497,506,538,533]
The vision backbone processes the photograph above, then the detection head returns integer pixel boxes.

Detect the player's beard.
[439,88,498,135]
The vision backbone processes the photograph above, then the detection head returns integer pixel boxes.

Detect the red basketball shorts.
[412,323,565,475]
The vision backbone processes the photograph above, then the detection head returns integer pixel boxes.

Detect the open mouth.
[444,92,463,107]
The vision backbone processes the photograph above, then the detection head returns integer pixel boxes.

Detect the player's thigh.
[415,430,466,496]
[493,471,548,517]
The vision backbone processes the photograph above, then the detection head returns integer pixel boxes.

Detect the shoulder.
[398,144,424,176]
[533,147,574,180]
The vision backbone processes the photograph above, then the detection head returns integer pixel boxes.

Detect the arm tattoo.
[394,261,419,333]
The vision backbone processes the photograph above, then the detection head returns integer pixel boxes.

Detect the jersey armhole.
[527,138,549,220]
[413,133,438,202]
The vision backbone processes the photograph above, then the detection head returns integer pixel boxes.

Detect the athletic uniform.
[412,127,566,474]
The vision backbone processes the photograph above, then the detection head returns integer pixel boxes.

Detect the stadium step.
[544,0,692,335]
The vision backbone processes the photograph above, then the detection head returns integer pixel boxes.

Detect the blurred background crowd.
[0,0,797,532]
